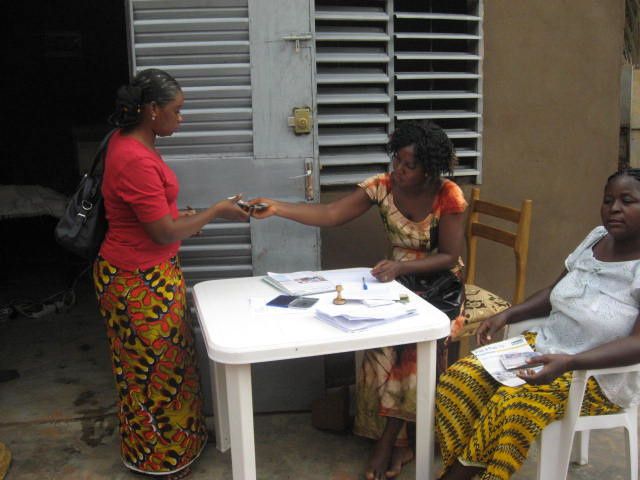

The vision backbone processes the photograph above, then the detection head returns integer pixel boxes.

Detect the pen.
[362,277,368,290]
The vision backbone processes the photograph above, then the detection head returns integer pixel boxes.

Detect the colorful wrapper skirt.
[353,274,464,446]
[93,256,207,475]
[435,332,621,480]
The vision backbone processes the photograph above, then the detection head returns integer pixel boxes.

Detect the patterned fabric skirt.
[353,273,464,446]
[353,344,416,446]
[435,332,621,480]
[93,256,207,475]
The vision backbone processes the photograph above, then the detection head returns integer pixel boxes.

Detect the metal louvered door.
[315,0,483,186]
[125,0,323,413]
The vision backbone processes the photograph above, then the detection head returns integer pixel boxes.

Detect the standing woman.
[249,121,467,480]
[94,68,248,479]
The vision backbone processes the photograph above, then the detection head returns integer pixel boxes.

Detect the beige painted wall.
[321,0,625,300]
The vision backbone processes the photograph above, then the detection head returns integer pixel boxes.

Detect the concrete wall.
[321,0,625,300]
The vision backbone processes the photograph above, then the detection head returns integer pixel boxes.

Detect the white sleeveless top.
[532,226,640,407]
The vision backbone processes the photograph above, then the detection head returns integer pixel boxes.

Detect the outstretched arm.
[249,187,373,227]
[520,315,640,385]
[142,198,249,245]
[476,269,567,345]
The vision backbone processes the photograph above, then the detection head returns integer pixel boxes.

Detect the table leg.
[415,340,437,480]
[225,363,256,480]
[210,360,230,452]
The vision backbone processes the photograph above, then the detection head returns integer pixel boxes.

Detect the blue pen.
[362,277,368,290]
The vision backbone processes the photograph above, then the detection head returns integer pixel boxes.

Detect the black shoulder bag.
[54,130,116,259]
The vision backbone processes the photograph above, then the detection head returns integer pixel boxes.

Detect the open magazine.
[472,335,544,387]
[263,271,335,296]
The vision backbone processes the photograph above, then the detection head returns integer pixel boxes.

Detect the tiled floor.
[0,265,637,479]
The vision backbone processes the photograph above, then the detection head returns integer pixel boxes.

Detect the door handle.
[304,159,314,201]
[289,160,314,201]
[281,33,312,52]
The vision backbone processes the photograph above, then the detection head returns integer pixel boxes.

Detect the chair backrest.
[465,187,533,305]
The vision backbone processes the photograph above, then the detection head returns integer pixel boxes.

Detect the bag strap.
[88,129,118,176]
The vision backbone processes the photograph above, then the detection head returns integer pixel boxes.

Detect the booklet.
[472,335,544,387]
[263,271,336,296]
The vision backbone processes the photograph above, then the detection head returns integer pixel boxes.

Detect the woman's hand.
[476,313,508,346]
[371,260,404,282]
[214,198,250,221]
[178,206,197,218]
[246,197,278,219]
[517,353,572,385]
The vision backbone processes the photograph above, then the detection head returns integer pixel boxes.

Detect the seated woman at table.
[435,169,640,480]
[249,120,467,480]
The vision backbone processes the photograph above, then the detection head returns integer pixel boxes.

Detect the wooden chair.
[455,188,533,354]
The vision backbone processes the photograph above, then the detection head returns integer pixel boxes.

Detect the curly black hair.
[607,168,640,184]
[108,68,182,129]
[386,121,456,180]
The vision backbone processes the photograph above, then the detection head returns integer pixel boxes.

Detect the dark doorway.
[4,1,128,267]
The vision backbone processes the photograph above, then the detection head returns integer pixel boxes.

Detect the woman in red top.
[93,68,248,479]
[250,121,467,480]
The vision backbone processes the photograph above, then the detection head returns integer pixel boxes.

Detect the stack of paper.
[315,303,417,332]
[263,271,335,296]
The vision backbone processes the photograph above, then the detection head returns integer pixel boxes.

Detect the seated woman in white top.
[435,168,640,480]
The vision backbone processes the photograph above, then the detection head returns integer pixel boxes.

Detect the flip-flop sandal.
[165,466,191,480]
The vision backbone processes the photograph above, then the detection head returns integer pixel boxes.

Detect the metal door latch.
[281,33,313,52]
[287,106,312,135]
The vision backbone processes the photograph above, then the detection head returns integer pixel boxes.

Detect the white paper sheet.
[472,335,543,387]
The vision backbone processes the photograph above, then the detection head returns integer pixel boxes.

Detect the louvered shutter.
[314,0,483,186]
[127,0,253,283]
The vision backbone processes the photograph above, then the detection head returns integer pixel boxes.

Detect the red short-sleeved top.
[99,130,180,270]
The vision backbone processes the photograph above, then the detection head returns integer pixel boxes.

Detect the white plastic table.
[192,268,450,480]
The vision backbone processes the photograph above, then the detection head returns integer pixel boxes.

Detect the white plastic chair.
[505,319,639,480]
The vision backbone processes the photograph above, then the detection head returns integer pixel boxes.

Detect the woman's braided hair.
[108,68,181,129]
[607,168,640,184]
[386,120,456,180]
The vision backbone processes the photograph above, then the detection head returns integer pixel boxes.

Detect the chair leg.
[624,409,638,480]
[537,421,569,480]
[458,335,473,359]
[573,430,590,465]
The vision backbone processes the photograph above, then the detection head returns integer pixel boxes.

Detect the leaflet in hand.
[263,271,335,296]
[500,351,543,370]
[472,335,544,387]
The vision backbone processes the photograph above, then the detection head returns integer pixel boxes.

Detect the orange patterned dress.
[93,256,207,475]
[353,173,467,446]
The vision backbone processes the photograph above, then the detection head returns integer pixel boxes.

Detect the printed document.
[472,335,543,387]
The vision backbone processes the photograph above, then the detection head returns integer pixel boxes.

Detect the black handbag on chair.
[54,130,116,259]
[397,270,464,375]
[397,270,464,321]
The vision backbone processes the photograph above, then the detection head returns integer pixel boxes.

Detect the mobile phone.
[288,297,319,309]
[266,295,298,308]
[237,200,269,212]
